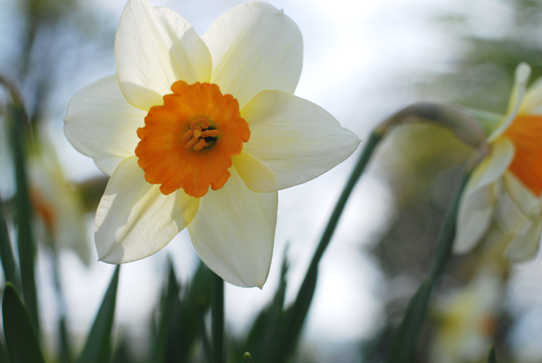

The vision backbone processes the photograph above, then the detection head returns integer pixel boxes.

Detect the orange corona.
[135,81,250,198]
[504,114,542,196]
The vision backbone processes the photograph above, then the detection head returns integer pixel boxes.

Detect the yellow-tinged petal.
[203,2,302,108]
[454,182,499,254]
[96,156,199,263]
[234,90,360,192]
[454,138,514,253]
[519,77,542,114]
[502,171,542,220]
[65,75,146,176]
[115,0,212,111]
[487,63,531,142]
[187,168,277,288]
[505,210,542,262]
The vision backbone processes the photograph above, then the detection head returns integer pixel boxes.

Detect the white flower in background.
[64,0,360,287]
[28,138,91,266]
[430,269,501,363]
[454,63,542,261]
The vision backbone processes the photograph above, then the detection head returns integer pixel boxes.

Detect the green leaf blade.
[76,266,120,363]
[2,283,45,363]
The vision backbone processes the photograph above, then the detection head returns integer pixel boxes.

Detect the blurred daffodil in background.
[65,0,359,288]
[28,135,91,267]
[454,62,542,261]
[430,268,502,363]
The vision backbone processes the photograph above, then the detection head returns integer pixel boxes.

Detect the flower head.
[454,63,542,261]
[28,138,92,266]
[64,0,360,287]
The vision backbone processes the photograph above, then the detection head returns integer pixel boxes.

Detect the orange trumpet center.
[504,114,542,196]
[135,81,250,198]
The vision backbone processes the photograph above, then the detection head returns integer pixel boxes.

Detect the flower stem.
[280,131,384,361]
[384,168,471,363]
[212,272,224,363]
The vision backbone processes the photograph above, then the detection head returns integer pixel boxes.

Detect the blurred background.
[2,0,542,362]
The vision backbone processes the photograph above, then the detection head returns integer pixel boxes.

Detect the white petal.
[505,210,542,262]
[520,76,542,114]
[487,63,531,142]
[203,2,302,108]
[453,181,499,254]
[95,156,199,263]
[234,90,360,192]
[469,138,515,193]
[502,171,542,220]
[64,75,146,176]
[453,139,514,253]
[115,0,212,110]
[187,168,277,288]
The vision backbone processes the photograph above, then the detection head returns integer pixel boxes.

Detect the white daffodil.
[454,63,542,262]
[28,138,91,266]
[64,0,360,288]
[429,268,501,363]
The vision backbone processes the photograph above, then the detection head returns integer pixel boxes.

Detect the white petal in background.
[487,63,531,142]
[234,90,360,192]
[203,2,302,108]
[453,138,514,253]
[519,77,542,114]
[188,168,278,288]
[505,211,542,262]
[503,171,542,221]
[115,0,212,110]
[95,156,199,263]
[64,75,146,176]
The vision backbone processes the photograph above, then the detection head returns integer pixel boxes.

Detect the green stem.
[280,132,384,361]
[384,168,471,363]
[212,272,225,363]
[309,132,383,273]
[49,237,72,363]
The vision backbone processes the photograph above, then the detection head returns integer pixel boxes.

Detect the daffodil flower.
[64,0,360,287]
[454,63,542,262]
[429,268,501,363]
[28,138,91,267]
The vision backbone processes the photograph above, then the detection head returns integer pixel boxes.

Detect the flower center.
[503,114,542,196]
[182,118,220,151]
[135,81,250,198]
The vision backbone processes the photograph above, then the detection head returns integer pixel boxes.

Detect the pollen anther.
[182,117,219,151]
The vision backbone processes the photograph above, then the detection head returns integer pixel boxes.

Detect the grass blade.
[7,102,39,331]
[0,207,21,292]
[2,283,45,363]
[76,266,120,363]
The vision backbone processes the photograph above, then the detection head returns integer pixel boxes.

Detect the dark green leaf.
[76,266,120,363]
[385,280,432,363]
[0,207,21,292]
[153,258,181,362]
[7,102,39,331]
[2,283,45,363]
[152,260,212,362]
[0,338,9,363]
[488,346,497,363]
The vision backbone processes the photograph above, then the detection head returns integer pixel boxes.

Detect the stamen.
[201,129,220,137]
[184,137,198,149]
[183,117,220,151]
[193,139,207,151]
[182,129,194,143]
